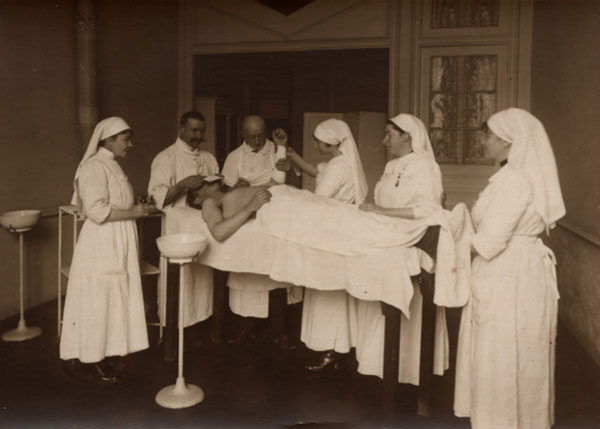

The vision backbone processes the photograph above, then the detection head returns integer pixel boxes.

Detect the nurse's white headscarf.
[314,118,368,205]
[487,108,566,228]
[389,113,436,160]
[71,116,131,205]
[389,113,444,203]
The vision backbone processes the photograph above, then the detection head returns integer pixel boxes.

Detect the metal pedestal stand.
[155,257,204,409]
[2,228,42,342]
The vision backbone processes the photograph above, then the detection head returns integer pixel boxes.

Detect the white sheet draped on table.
[163,185,471,317]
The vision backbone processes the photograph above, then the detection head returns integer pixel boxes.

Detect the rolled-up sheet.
[163,185,472,317]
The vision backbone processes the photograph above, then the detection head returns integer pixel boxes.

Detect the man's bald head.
[242,115,267,151]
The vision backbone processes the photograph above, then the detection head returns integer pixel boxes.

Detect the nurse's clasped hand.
[130,201,160,219]
[359,202,381,214]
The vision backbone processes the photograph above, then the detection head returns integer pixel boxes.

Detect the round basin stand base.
[2,320,42,342]
[155,377,204,409]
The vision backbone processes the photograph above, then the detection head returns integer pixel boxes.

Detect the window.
[419,45,509,166]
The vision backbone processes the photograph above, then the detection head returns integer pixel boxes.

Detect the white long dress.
[222,140,297,318]
[354,152,446,384]
[148,138,219,326]
[60,148,149,363]
[454,165,559,429]
[301,155,358,353]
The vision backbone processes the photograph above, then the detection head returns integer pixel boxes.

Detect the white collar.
[96,146,115,160]
[241,140,274,156]
[176,137,202,155]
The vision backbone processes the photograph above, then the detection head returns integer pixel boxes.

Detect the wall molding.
[558,220,600,248]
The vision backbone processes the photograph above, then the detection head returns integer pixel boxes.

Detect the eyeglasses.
[244,133,266,142]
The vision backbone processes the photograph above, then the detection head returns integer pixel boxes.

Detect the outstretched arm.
[286,146,319,177]
[359,203,416,220]
[201,190,272,242]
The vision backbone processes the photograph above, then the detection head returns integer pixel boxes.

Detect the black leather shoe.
[105,356,128,378]
[61,359,96,384]
[88,362,119,385]
[307,350,345,372]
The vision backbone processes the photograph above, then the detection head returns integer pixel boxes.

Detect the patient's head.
[187,179,225,209]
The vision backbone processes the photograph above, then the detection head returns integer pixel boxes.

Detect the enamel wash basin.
[156,233,208,263]
[0,210,42,232]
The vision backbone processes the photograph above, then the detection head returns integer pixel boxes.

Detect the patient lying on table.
[188,178,431,255]
[181,177,469,317]
[187,176,274,242]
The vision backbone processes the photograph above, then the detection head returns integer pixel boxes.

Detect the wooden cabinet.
[195,97,241,169]
[302,111,387,202]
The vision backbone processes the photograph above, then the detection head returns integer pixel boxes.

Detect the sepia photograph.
[0,0,598,427]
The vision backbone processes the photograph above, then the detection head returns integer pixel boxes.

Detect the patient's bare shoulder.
[200,198,223,223]
[222,186,267,219]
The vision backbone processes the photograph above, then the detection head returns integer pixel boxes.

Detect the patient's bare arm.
[202,189,271,242]
[221,185,272,219]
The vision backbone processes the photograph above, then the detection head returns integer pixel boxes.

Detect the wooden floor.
[0,299,598,428]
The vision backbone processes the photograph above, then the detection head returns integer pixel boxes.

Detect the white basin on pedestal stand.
[0,210,43,342]
[155,233,208,409]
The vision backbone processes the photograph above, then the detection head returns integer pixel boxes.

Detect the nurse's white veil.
[389,113,436,160]
[487,108,566,229]
[389,113,444,203]
[71,116,131,206]
[313,118,368,205]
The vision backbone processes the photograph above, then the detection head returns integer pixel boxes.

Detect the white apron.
[454,166,559,429]
[223,140,297,318]
[60,150,149,362]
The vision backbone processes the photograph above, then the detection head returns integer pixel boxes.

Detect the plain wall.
[0,0,179,322]
[96,0,179,196]
[531,0,600,365]
[0,0,79,321]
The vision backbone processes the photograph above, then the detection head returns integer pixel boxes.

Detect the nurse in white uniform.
[357,113,446,385]
[454,108,565,429]
[286,118,368,371]
[60,117,154,383]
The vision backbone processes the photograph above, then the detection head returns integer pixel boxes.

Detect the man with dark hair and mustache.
[148,110,220,347]
[149,111,218,208]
